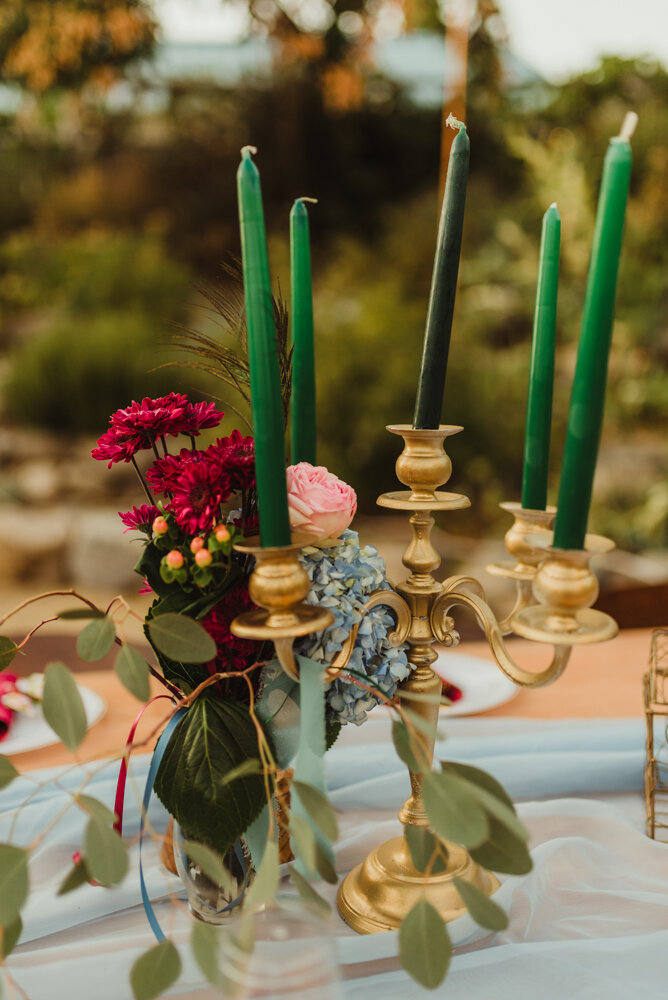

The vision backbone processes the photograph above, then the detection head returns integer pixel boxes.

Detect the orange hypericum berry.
[152,515,169,535]
[190,537,205,553]
[194,548,213,568]
[214,524,231,543]
[165,549,184,569]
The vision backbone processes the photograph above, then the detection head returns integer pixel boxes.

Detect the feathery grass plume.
[164,259,292,431]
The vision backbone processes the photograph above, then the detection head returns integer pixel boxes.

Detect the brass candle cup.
[378,425,470,511]
[486,502,557,581]
[510,532,618,644]
[230,538,334,681]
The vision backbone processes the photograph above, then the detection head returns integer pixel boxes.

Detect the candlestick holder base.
[230,538,334,681]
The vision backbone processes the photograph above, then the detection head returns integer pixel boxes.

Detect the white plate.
[1,686,107,755]
[433,651,518,717]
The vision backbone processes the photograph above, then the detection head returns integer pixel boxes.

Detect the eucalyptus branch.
[0,589,102,628]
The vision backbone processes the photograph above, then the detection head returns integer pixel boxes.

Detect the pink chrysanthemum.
[168,458,232,533]
[91,427,146,468]
[146,449,205,496]
[207,429,255,492]
[118,504,161,534]
[202,585,257,674]
[182,401,225,436]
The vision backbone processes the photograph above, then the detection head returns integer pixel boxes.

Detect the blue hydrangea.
[296,529,412,726]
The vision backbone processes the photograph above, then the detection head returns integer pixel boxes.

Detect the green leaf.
[131,940,181,1000]
[391,720,426,773]
[469,818,533,876]
[441,761,516,812]
[404,825,448,874]
[466,784,529,843]
[314,843,338,885]
[0,915,22,959]
[0,845,29,927]
[148,613,216,664]
[181,841,236,896]
[292,781,339,842]
[243,838,279,912]
[289,814,318,874]
[399,898,451,989]
[191,921,223,991]
[153,695,271,856]
[289,865,330,915]
[453,877,509,931]
[75,794,117,826]
[0,637,19,671]
[42,663,87,753]
[114,645,151,702]
[0,756,19,791]
[58,608,105,620]
[423,771,489,849]
[84,816,128,886]
[219,759,263,787]
[57,859,91,896]
[77,617,116,661]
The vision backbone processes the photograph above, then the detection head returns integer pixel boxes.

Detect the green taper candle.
[413,113,470,429]
[553,113,637,550]
[237,146,291,547]
[521,203,561,511]
[290,197,317,466]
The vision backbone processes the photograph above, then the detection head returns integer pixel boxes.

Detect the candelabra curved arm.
[431,586,572,688]
[441,572,534,637]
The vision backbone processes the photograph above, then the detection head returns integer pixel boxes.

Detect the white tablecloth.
[2,717,667,999]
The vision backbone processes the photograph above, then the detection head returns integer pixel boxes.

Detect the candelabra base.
[337,836,499,934]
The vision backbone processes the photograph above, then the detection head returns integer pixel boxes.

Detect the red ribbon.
[114,694,174,835]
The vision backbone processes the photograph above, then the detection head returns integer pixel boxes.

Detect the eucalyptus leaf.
[441,761,516,812]
[391,720,426,773]
[57,859,91,896]
[148,613,216,664]
[314,843,338,885]
[182,841,237,896]
[0,637,19,671]
[58,608,106,620]
[469,818,533,876]
[0,845,29,927]
[404,825,448,874]
[289,866,330,915]
[77,617,116,662]
[292,781,339,842]
[243,838,279,912]
[153,696,270,856]
[76,794,117,826]
[289,813,318,875]
[42,663,87,752]
[114,645,151,702]
[0,756,18,790]
[399,898,451,989]
[466,783,529,843]
[191,921,223,991]
[0,915,21,959]
[401,707,442,741]
[219,759,263,787]
[84,816,128,886]
[131,940,181,1000]
[423,771,489,849]
[453,877,509,931]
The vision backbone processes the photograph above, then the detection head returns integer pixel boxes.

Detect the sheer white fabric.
[2,717,666,999]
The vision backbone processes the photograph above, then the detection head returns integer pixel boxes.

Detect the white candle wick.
[617,112,638,142]
[297,197,319,205]
[241,144,258,157]
[445,112,467,132]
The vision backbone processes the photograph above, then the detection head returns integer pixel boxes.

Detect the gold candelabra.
[232,423,619,933]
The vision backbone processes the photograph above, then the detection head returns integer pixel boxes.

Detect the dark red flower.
[182,401,225,436]
[443,681,463,703]
[202,585,257,673]
[207,430,255,492]
[168,458,232,533]
[118,504,161,534]
[146,449,204,496]
[91,427,145,468]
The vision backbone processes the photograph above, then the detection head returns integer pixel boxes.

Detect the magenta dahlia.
[146,449,205,496]
[118,504,161,534]
[182,401,225,436]
[202,585,257,673]
[207,429,255,492]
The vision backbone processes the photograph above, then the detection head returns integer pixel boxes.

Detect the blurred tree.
[0,0,156,91]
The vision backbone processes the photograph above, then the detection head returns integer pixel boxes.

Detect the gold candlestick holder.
[230,538,334,681]
[336,424,618,933]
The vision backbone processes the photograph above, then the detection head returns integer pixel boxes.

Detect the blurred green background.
[0,0,666,557]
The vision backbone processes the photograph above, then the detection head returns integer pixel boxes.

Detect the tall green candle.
[553,114,636,550]
[413,114,470,429]
[237,146,291,547]
[521,203,561,511]
[290,198,317,466]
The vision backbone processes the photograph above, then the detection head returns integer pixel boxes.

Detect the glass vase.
[173,823,253,924]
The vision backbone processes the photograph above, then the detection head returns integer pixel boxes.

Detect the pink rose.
[286,463,357,541]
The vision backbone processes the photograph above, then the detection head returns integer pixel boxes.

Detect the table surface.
[8,626,656,773]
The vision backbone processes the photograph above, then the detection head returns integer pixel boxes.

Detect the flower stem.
[131,456,155,505]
